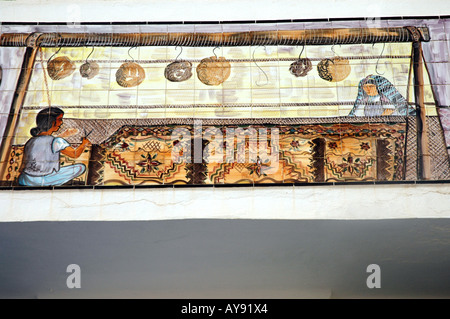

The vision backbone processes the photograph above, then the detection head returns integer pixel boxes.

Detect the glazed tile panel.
[0,21,449,187]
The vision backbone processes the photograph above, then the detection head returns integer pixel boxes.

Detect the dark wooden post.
[413,41,431,180]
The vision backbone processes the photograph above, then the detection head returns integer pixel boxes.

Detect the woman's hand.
[57,128,79,138]
[81,137,92,147]
[61,138,92,159]
[382,108,395,116]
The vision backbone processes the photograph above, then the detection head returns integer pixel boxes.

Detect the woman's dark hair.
[30,107,64,137]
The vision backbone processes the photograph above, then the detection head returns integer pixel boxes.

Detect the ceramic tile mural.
[0,19,449,187]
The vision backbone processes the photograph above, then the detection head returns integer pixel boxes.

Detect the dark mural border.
[2,179,450,192]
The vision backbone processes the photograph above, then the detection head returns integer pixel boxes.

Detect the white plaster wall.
[0,0,449,23]
[1,0,450,222]
[1,183,450,221]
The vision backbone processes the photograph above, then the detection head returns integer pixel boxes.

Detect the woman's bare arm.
[60,138,91,158]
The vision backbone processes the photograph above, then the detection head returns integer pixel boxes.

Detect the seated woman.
[18,107,91,186]
[348,74,416,116]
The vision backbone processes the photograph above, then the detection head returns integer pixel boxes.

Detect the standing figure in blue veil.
[348,74,416,116]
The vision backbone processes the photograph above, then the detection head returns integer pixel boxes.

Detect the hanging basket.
[80,61,100,80]
[47,56,76,80]
[289,58,312,77]
[317,57,351,82]
[116,62,146,88]
[164,61,193,82]
[196,56,231,86]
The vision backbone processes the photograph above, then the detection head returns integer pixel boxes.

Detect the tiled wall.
[0,19,449,188]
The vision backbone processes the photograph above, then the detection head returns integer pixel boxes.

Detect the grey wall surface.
[1,219,449,298]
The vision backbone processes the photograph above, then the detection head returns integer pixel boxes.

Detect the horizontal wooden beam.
[0,26,430,47]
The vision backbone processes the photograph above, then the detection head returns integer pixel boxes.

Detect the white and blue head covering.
[349,74,416,116]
